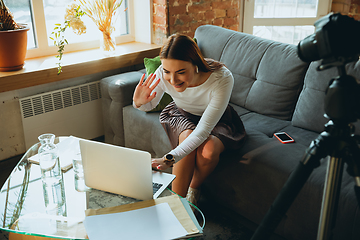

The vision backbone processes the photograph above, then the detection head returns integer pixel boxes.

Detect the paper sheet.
[83,202,188,240]
[85,194,201,237]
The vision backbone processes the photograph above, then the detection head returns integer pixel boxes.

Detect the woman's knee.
[179,129,193,143]
[196,137,224,165]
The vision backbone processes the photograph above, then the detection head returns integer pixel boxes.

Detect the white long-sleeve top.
[134,65,234,162]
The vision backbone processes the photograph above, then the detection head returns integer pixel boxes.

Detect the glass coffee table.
[0,137,184,239]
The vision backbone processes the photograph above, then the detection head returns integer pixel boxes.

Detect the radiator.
[19,81,104,149]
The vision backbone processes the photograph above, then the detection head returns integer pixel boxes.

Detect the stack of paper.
[84,194,203,240]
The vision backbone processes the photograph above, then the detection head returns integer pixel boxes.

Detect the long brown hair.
[159,34,224,72]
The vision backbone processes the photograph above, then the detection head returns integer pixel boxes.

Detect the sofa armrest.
[100,71,144,146]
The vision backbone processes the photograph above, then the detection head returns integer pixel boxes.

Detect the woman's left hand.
[152,158,172,171]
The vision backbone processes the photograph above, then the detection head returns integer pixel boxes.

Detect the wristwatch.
[163,154,175,167]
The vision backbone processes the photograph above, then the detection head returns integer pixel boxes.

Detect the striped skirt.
[159,101,246,151]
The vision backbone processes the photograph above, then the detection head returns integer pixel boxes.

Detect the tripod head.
[323,65,360,125]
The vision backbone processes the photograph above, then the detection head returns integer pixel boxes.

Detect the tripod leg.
[317,157,344,240]
[354,185,360,208]
[317,131,360,239]
[353,168,360,209]
[250,138,327,240]
[345,137,360,220]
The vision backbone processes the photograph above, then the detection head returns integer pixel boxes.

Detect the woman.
[133,34,246,206]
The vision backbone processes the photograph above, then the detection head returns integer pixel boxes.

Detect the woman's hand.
[152,157,173,171]
[133,73,160,108]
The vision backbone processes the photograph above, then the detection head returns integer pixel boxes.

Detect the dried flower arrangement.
[50,0,124,74]
[79,0,122,52]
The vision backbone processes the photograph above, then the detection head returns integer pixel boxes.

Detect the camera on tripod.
[297,13,360,122]
[298,13,360,67]
[251,13,360,240]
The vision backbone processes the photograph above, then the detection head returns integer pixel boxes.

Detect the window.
[4,0,133,59]
[243,0,332,45]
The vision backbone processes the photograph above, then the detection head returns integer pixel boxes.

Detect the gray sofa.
[100,25,360,240]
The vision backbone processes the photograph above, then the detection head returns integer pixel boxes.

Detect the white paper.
[83,203,188,240]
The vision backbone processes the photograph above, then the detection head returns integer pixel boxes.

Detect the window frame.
[243,0,332,40]
[24,0,149,59]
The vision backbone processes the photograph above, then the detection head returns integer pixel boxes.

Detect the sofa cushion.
[195,25,309,121]
[100,71,144,146]
[203,128,321,238]
[203,127,360,240]
[123,105,172,157]
[143,56,173,112]
[230,104,292,138]
[194,25,236,63]
[279,125,320,147]
[241,112,292,138]
[292,60,360,135]
[144,56,161,76]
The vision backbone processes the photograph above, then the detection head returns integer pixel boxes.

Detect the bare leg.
[171,130,196,197]
[190,135,225,189]
[172,130,225,197]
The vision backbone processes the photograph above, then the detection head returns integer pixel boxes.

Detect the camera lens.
[297,33,320,62]
[297,13,360,63]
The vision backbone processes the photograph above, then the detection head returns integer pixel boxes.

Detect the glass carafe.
[38,134,66,215]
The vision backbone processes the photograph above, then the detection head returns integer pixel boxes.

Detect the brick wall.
[349,0,360,20]
[153,0,360,45]
[153,0,240,45]
[153,0,168,45]
[332,0,360,20]
[168,0,239,36]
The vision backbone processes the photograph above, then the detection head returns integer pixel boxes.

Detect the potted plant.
[0,0,29,72]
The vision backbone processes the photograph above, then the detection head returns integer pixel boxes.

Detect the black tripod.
[250,62,360,240]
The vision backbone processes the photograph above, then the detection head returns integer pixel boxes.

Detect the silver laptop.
[79,139,175,200]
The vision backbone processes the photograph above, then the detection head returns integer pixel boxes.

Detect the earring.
[196,66,199,74]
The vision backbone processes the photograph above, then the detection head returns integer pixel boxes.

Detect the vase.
[100,30,116,57]
[0,23,29,72]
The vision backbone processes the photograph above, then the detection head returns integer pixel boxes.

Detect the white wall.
[0,91,25,160]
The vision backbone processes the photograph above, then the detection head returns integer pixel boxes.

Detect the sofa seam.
[218,32,237,64]
[242,42,273,108]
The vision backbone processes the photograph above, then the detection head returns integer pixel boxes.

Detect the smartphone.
[274,132,295,144]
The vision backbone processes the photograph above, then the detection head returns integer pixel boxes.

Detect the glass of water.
[72,152,89,192]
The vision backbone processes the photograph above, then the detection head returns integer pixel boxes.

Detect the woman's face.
[161,59,197,92]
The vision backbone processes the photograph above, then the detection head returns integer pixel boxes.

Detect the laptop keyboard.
[153,182,163,194]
